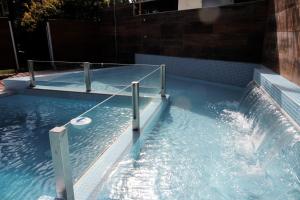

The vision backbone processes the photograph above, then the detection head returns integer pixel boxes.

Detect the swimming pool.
[95,76,300,200]
[2,67,300,200]
[0,92,150,200]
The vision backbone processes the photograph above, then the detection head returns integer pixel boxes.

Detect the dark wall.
[49,5,134,63]
[49,1,267,64]
[0,17,16,70]
[134,1,267,63]
[134,0,178,15]
[263,0,300,85]
[49,20,104,62]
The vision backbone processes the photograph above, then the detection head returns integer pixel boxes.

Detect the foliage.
[20,0,132,31]
[21,0,63,32]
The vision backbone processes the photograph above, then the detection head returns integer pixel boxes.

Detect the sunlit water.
[0,94,147,200]
[2,74,300,200]
[96,76,300,200]
[0,94,97,200]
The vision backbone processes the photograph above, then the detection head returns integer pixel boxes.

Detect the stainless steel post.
[46,22,56,70]
[8,21,19,71]
[160,64,166,97]
[28,60,35,87]
[49,127,74,200]
[84,62,91,92]
[132,81,140,131]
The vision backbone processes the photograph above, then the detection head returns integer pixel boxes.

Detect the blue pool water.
[0,94,97,200]
[2,71,300,200]
[96,76,300,200]
[0,93,151,200]
[67,96,150,181]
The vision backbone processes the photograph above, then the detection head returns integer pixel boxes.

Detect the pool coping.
[254,66,300,127]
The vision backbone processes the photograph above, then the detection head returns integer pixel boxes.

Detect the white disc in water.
[70,117,92,128]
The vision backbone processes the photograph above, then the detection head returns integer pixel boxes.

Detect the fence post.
[49,126,74,200]
[84,62,91,92]
[160,64,166,97]
[46,22,56,70]
[132,81,140,131]
[8,21,19,71]
[28,60,35,87]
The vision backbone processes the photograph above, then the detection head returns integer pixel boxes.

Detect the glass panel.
[62,86,134,181]
[32,61,85,92]
[33,59,166,199]
[61,73,157,181]
[138,66,161,113]
[31,62,161,94]
[90,63,160,94]
[138,66,161,97]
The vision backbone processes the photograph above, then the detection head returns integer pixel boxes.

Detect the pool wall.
[135,54,260,87]
[254,66,300,127]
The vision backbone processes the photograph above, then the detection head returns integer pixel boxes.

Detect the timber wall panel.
[49,1,267,64]
[263,0,300,85]
[0,17,16,70]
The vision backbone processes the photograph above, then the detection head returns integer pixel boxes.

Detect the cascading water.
[239,82,300,164]
[219,81,300,199]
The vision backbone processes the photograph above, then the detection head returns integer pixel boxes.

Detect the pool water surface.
[0,94,98,200]
[96,76,300,200]
[2,72,300,200]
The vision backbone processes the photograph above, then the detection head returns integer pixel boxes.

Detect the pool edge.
[72,96,169,200]
[254,66,300,127]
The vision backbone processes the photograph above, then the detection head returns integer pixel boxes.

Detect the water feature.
[96,78,300,200]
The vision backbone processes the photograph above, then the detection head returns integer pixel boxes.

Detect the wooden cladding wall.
[135,1,267,63]
[263,0,300,85]
[49,20,106,62]
[49,1,267,64]
[0,18,16,70]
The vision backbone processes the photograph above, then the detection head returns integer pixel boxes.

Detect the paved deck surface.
[0,69,81,92]
[0,72,30,92]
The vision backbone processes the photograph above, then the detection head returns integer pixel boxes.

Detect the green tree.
[20,0,133,31]
[21,0,63,31]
